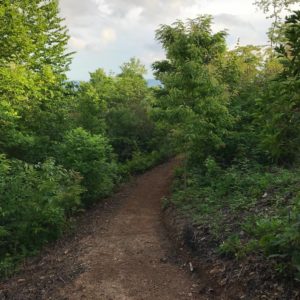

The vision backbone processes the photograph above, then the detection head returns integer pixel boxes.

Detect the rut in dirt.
[1,160,203,300]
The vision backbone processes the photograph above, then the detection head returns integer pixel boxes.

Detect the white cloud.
[58,0,277,80]
[125,6,143,25]
[93,0,113,16]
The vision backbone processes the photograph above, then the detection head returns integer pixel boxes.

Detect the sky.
[59,0,273,81]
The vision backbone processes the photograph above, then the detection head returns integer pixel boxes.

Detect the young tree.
[74,69,112,136]
[0,0,72,77]
[107,60,155,161]
[258,11,300,163]
[153,16,233,164]
[254,0,300,47]
[0,0,73,161]
[119,57,147,78]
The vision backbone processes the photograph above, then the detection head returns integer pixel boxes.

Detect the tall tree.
[119,57,147,78]
[254,0,300,47]
[258,11,300,163]
[153,16,233,164]
[107,60,155,161]
[0,0,73,161]
[0,0,72,77]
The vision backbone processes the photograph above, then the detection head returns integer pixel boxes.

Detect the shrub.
[171,158,300,279]
[119,149,171,176]
[0,155,83,277]
[56,128,118,204]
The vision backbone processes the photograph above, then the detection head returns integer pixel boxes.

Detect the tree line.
[0,0,169,276]
[1,0,300,282]
[154,5,300,280]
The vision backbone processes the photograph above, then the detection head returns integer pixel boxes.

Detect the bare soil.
[0,160,209,300]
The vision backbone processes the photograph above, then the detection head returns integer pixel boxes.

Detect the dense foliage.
[0,156,83,277]
[0,1,168,277]
[154,11,300,280]
[1,0,300,284]
[153,16,232,164]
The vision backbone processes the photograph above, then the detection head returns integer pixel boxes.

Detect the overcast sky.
[59,0,273,81]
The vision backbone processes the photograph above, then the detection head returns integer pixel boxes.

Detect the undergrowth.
[0,149,169,278]
[171,157,300,280]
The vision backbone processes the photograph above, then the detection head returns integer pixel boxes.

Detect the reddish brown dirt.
[0,160,205,300]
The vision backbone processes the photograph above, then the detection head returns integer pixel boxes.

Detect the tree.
[57,128,117,204]
[0,0,73,162]
[74,62,155,162]
[73,69,112,135]
[107,60,155,161]
[0,0,72,78]
[153,16,233,164]
[213,45,266,163]
[277,10,300,77]
[115,58,151,107]
[119,57,147,78]
[254,0,300,47]
[257,11,300,163]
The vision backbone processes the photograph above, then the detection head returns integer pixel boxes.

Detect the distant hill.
[147,79,161,87]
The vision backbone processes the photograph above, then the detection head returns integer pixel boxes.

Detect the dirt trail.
[1,160,204,300]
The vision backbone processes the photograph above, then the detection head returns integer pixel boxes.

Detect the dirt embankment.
[163,203,300,300]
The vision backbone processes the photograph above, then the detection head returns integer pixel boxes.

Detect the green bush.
[119,148,172,177]
[171,158,300,279]
[56,128,118,205]
[0,155,83,277]
[106,106,155,162]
